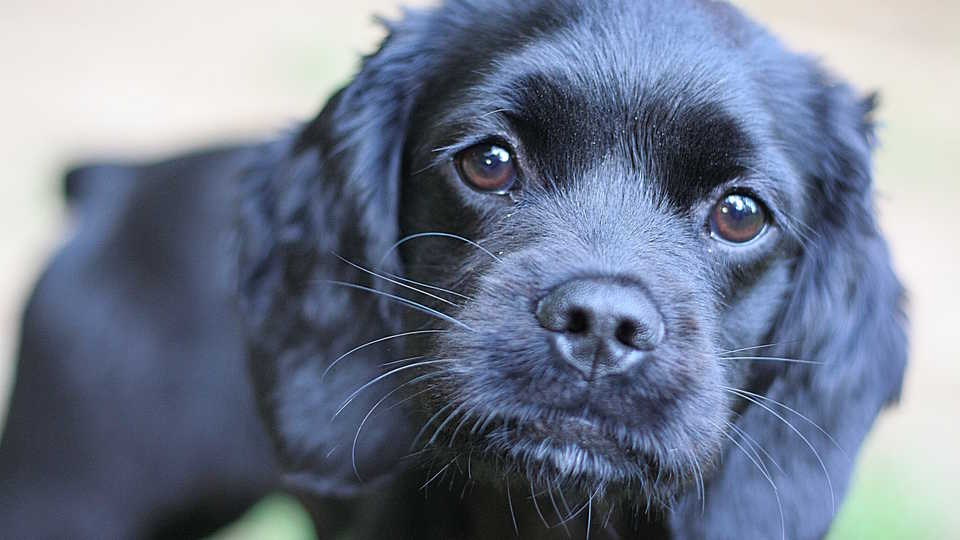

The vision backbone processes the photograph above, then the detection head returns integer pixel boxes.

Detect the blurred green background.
[1,1,957,538]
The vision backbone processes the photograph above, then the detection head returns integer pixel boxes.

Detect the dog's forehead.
[426,0,777,207]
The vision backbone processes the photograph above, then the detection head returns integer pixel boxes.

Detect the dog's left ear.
[671,66,908,538]
[295,12,436,264]
[235,11,435,505]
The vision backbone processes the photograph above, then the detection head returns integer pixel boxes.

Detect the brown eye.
[455,143,517,193]
[710,193,767,244]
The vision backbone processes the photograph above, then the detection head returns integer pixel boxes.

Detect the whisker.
[688,449,705,515]
[431,142,462,154]
[427,402,469,447]
[333,359,455,418]
[724,387,837,513]
[529,476,550,528]
[378,232,502,267]
[412,402,457,451]
[739,164,817,248]
[333,252,461,308]
[777,206,818,248]
[420,455,458,491]
[471,409,500,436]
[479,107,510,119]
[322,330,444,382]
[720,355,822,365]
[718,427,785,540]
[351,372,441,481]
[398,447,432,462]
[724,419,784,476]
[322,280,474,331]
[717,341,800,356]
[411,159,448,177]
[725,386,846,457]
[557,485,574,516]
[556,486,602,527]
[585,490,594,540]
[601,504,615,531]
[380,355,426,368]
[719,422,771,480]
[382,386,435,414]
[381,270,473,301]
[546,477,572,537]
[449,405,482,447]
[506,480,520,536]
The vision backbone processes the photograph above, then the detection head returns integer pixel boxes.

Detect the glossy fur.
[1,1,906,538]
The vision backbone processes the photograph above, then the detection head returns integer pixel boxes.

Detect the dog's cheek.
[715,258,795,388]
[440,271,574,401]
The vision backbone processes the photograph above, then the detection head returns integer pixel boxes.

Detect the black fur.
[1,1,906,538]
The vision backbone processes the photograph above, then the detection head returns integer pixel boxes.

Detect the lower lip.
[522,415,609,446]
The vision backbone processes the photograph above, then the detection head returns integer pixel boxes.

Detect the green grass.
[828,457,951,540]
[206,494,316,540]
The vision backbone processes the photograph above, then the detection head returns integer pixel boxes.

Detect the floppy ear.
[235,12,432,503]
[671,70,908,538]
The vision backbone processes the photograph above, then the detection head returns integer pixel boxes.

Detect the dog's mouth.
[516,414,627,455]
[471,408,657,483]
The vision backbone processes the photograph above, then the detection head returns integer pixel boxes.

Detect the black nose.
[535,278,664,377]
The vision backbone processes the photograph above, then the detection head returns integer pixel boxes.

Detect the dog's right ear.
[234,10,434,502]
[670,61,907,540]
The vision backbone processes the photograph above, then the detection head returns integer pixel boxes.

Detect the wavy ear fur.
[671,68,908,539]
[235,12,431,503]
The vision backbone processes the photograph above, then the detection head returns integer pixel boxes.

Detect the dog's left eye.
[710,192,768,244]
[454,142,518,193]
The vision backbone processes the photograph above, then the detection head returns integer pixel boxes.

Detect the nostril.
[615,318,662,351]
[537,278,664,351]
[566,308,590,334]
[615,320,639,348]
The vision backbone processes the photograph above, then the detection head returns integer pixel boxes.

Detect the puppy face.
[240,0,907,535]
[394,0,803,499]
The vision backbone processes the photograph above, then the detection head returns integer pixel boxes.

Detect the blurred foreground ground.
[1,1,957,538]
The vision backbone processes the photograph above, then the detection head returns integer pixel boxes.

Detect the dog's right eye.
[454,142,518,193]
[709,192,768,244]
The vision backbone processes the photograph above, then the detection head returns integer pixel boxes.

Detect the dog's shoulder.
[1,142,280,538]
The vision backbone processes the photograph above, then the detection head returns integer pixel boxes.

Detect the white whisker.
[379,232,502,267]
[717,341,799,356]
[334,359,455,419]
[412,402,457,451]
[725,387,837,513]
[380,355,426,368]
[427,402,469,447]
[724,419,784,476]
[585,489,594,540]
[322,330,443,383]
[351,372,441,481]
[546,477,572,537]
[506,480,520,536]
[529,476,550,528]
[381,270,473,301]
[720,355,822,365]
[718,427,785,540]
[322,280,474,331]
[420,455,458,491]
[725,386,846,457]
[333,252,461,308]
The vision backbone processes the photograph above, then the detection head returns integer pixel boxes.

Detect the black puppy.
[1,0,907,538]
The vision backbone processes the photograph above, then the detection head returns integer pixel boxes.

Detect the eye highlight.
[454,142,518,193]
[710,192,767,244]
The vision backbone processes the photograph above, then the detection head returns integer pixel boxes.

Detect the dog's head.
[238,0,907,536]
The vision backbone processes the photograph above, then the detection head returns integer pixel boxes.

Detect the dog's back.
[0,148,279,538]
